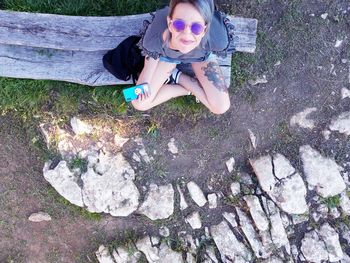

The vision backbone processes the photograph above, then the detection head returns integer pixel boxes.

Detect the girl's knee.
[131,100,151,111]
[209,100,230,115]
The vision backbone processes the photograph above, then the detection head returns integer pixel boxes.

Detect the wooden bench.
[0,10,257,86]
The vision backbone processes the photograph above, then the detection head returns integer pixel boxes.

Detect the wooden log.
[0,10,257,53]
[0,44,232,86]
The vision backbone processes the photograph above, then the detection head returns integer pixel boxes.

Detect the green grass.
[322,195,341,209]
[2,0,164,16]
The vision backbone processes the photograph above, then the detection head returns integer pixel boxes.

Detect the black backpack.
[103,35,144,84]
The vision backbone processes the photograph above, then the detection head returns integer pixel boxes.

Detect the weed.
[231,52,256,91]
[223,195,241,206]
[147,121,160,137]
[322,195,341,209]
[69,156,88,173]
[164,236,186,252]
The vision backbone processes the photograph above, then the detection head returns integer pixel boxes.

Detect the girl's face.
[167,3,207,54]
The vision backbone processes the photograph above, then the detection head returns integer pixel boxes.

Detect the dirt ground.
[1,0,350,262]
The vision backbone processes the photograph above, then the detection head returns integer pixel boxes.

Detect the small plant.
[147,121,160,137]
[69,156,88,173]
[223,195,241,206]
[322,195,341,209]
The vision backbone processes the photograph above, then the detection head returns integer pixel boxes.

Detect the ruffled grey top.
[137,6,235,63]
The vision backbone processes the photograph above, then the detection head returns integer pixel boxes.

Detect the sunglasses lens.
[191,23,205,35]
[172,19,186,32]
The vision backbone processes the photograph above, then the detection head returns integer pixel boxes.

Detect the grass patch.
[2,0,164,16]
[322,195,341,209]
[45,188,102,221]
[231,52,256,91]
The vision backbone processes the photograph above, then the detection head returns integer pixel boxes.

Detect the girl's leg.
[132,59,179,110]
[190,59,230,114]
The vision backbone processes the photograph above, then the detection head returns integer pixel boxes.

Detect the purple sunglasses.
[170,19,206,35]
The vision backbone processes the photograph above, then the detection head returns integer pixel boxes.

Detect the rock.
[248,129,257,149]
[114,135,129,148]
[236,208,271,258]
[134,138,152,163]
[265,201,289,249]
[158,242,183,263]
[291,214,309,225]
[138,184,174,220]
[340,192,350,215]
[321,13,328,19]
[330,207,341,219]
[167,138,179,155]
[136,236,160,262]
[176,185,188,210]
[210,221,252,262]
[319,223,343,261]
[186,212,202,229]
[112,247,140,263]
[159,226,170,237]
[222,212,238,228]
[261,256,284,263]
[28,212,52,222]
[300,145,346,197]
[225,157,235,173]
[335,39,343,48]
[323,130,331,140]
[208,193,218,209]
[243,195,269,231]
[329,111,350,136]
[341,88,350,99]
[187,181,207,207]
[43,161,84,207]
[248,75,268,85]
[70,117,93,135]
[250,154,308,214]
[301,230,328,263]
[81,152,140,217]
[230,182,241,195]
[204,247,219,263]
[290,107,317,129]
[96,245,115,263]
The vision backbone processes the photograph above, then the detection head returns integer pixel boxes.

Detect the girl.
[133,0,235,114]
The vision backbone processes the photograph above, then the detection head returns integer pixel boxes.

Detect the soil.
[1,0,350,262]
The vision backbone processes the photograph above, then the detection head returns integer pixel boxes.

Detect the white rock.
[167,138,179,154]
[70,117,93,135]
[43,161,84,207]
[301,230,328,263]
[292,214,309,225]
[112,247,140,263]
[290,107,317,129]
[138,184,174,220]
[205,247,219,263]
[270,212,289,248]
[335,39,343,48]
[330,207,341,219]
[96,245,115,263]
[250,154,308,214]
[248,75,268,85]
[230,182,241,195]
[211,221,252,262]
[176,185,188,210]
[28,212,52,222]
[300,145,346,197]
[185,212,202,229]
[321,13,328,19]
[114,135,129,148]
[158,242,183,263]
[323,130,331,140]
[329,111,350,136]
[159,226,170,237]
[136,236,160,262]
[243,195,269,231]
[341,88,350,99]
[81,152,140,217]
[261,256,284,263]
[319,223,343,261]
[225,157,235,173]
[340,192,350,215]
[236,208,271,258]
[132,153,141,162]
[187,181,207,207]
[208,193,218,209]
[222,212,238,228]
[248,129,257,149]
[134,137,152,163]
